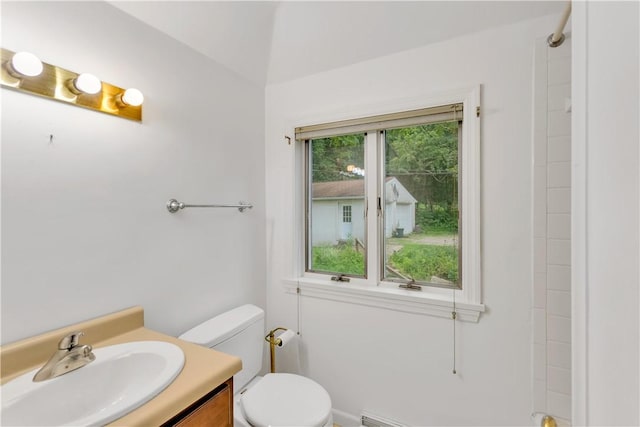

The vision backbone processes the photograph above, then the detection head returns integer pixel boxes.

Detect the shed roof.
[312,179,364,199]
[313,177,417,203]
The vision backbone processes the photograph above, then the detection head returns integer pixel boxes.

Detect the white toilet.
[179,304,333,427]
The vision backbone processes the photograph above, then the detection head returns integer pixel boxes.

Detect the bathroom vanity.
[163,378,233,426]
[0,307,241,426]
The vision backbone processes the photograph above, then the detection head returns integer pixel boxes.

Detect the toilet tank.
[179,304,264,391]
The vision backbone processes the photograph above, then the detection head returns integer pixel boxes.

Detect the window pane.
[308,134,366,276]
[383,122,460,287]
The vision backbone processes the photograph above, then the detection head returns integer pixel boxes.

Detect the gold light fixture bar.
[1,48,142,122]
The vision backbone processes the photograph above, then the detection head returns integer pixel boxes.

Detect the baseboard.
[332,408,362,426]
[361,411,407,427]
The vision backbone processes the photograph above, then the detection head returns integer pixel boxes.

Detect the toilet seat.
[240,373,332,427]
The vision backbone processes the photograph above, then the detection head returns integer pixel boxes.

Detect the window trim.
[289,86,483,320]
[282,277,485,322]
[295,103,463,140]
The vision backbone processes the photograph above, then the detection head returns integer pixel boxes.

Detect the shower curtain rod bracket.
[547,32,566,48]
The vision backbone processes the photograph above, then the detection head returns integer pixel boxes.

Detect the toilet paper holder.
[264,327,295,373]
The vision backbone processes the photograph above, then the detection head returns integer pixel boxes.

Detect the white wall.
[312,199,365,244]
[572,2,639,425]
[1,2,266,344]
[265,14,559,425]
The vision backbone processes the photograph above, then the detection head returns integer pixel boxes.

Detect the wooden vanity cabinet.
[162,378,233,427]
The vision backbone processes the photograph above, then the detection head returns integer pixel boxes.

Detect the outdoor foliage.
[386,122,459,233]
[388,244,458,283]
[311,134,365,182]
[416,203,459,233]
[312,244,365,276]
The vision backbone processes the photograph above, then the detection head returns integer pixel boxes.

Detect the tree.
[311,134,365,182]
[386,122,459,232]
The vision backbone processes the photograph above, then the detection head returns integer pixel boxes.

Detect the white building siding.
[311,199,365,244]
[384,202,415,238]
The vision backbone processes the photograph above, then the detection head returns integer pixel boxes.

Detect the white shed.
[311,177,416,245]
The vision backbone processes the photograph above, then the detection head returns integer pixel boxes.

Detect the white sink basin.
[1,340,185,426]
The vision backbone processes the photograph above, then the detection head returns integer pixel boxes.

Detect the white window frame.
[285,86,485,322]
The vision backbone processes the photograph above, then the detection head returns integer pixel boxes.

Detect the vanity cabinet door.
[164,378,233,427]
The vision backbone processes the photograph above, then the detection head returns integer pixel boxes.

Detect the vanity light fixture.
[120,88,144,107]
[1,48,142,122]
[8,51,43,77]
[70,73,102,95]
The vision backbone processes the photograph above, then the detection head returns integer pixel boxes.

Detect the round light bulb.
[73,73,102,95]
[10,51,43,77]
[121,88,144,107]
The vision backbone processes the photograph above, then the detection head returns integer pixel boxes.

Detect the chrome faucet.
[33,331,96,382]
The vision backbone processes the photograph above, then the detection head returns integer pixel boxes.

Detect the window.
[295,88,481,310]
[342,205,352,223]
[383,122,460,287]
[307,134,365,276]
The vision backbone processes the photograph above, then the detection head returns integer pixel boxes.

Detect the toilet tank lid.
[179,304,264,348]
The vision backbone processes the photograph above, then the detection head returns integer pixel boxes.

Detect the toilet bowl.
[235,374,333,427]
[179,304,333,427]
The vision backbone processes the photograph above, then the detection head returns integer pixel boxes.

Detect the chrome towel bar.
[166,199,253,213]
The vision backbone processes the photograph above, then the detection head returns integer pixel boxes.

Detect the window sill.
[283,278,485,322]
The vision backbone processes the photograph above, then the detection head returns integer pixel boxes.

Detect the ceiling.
[109,1,565,86]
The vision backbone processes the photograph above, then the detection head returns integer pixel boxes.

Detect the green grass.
[388,244,458,283]
[312,234,458,284]
[312,245,365,276]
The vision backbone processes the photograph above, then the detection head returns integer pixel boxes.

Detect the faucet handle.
[58,331,84,350]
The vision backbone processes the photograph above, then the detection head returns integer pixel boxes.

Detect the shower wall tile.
[548,110,571,137]
[534,38,572,424]
[548,366,572,395]
[548,136,571,162]
[548,57,571,85]
[547,239,571,266]
[548,391,572,421]
[548,214,571,239]
[548,315,571,344]
[534,166,548,238]
[547,265,571,291]
[547,162,571,188]
[548,83,571,112]
[547,290,571,318]
[548,341,571,370]
[548,188,571,213]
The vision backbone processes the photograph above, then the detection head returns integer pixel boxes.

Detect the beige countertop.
[0,306,242,426]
